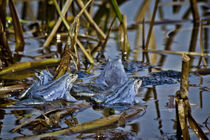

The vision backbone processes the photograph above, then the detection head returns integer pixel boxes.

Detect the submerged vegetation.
[0,0,209,139]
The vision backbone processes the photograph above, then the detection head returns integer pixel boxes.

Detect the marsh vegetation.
[0,0,209,139]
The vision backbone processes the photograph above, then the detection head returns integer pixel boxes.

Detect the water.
[0,0,210,139]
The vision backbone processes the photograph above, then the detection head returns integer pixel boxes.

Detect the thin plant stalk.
[119,15,130,59]
[53,0,94,64]
[145,0,159,50]
[43,0,73,47]
[101,17,116,52]
[76,39,94,64]
[76,0,106,39]
[190,0,199,23]
[110,0,123,23]
[142,49,210,56]
[176,54,190,139]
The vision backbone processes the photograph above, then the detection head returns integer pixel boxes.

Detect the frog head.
[65,73,78,90]
[35,70,53,85]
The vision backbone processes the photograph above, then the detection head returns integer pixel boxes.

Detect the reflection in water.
[158,6,191,67]
[77,128,137,140]
[158,24,182,66]
[204,27,209,58]
[130,122,139,134]
[152,86,164,136]
[0,109,5,135]
[199,91,203,108]
[0,0,209,139]
[199,76,203,108]
[188,22,200,68]
[143,88,153,101]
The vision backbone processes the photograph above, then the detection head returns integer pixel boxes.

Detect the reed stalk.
[43,0,73,47]
[145,0,159,50]
[176,54,190,139]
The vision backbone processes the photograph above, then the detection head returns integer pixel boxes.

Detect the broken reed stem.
[145,0,159,50]
[76,0,106,39]
[176,54,190,139]
[180,54,190,98]
[176,54,208,139]
[43,0,73,47]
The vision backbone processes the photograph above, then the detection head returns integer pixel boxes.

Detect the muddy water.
[0,0,210,139]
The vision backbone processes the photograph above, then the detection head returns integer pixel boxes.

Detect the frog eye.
[41,75,44,81]
[134,80,142,87]
[138,80,142,85]
[35,71,41,77]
